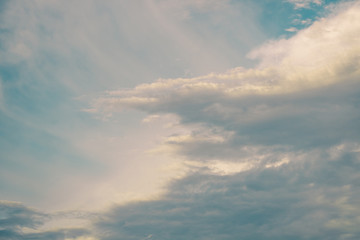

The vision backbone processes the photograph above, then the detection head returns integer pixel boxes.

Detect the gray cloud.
[93,145,360,240]
[23,228,90,240]
[167,79,360,162]
[0,201,91,240]
[3,145,360,240]
[0,201,47,236]
[86,3,360,240]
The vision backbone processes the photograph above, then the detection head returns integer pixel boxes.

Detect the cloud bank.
[87,2,360,239]
[1,1,359,240]
[94,1,360,162]
[93,144,360,240]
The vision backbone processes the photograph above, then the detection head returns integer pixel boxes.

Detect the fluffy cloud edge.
[92,1,360,114]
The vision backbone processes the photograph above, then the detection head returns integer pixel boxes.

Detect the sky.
[0,0,359,239]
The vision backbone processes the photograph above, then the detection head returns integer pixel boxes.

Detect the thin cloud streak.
[286,0,323,9]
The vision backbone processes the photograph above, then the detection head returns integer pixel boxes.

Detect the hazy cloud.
[0,0,268,210]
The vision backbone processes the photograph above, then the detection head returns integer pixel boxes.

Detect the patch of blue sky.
[0,108,105,169]
[242,0,297,37]
[0,47,106,205]
[244,0,344,37]
[0,0,9,15]
[0,111,106,206]
[289,0,344,26]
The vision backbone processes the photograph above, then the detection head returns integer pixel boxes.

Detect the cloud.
[286,0,323,9]
[82,3,360,239]
[5,143,360,240]
[0,201,46,233]
[285,27,299,32]
[84,2,360,237]
[1,2,359,239]
[22,229,91,240]
[93,2,360,162]
[0,0,268,210]
[92,143,360,239]
[0,201,92,240]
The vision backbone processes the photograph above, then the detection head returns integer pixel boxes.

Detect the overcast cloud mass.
[1,0,359,239]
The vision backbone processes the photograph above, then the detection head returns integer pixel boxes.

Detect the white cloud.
[95,2,360,107]
[286,0,323,9]
[285,27,298,32]
[93,2,360,164]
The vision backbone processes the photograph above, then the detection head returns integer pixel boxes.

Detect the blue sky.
[1,0,359,239]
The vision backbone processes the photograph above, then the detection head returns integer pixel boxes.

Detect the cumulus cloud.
[86,3,360,239]
[93,2,360,161]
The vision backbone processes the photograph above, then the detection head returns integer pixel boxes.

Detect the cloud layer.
[87,2,360,239]
[2,144,360,239]
[94,2,360,162]
[0,0,269,211]
[1,1,360,240]
[93,144,360,240]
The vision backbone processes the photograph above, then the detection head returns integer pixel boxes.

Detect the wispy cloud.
[0,0,268,210]
[285,27,299,32]
[286,0,323,9]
